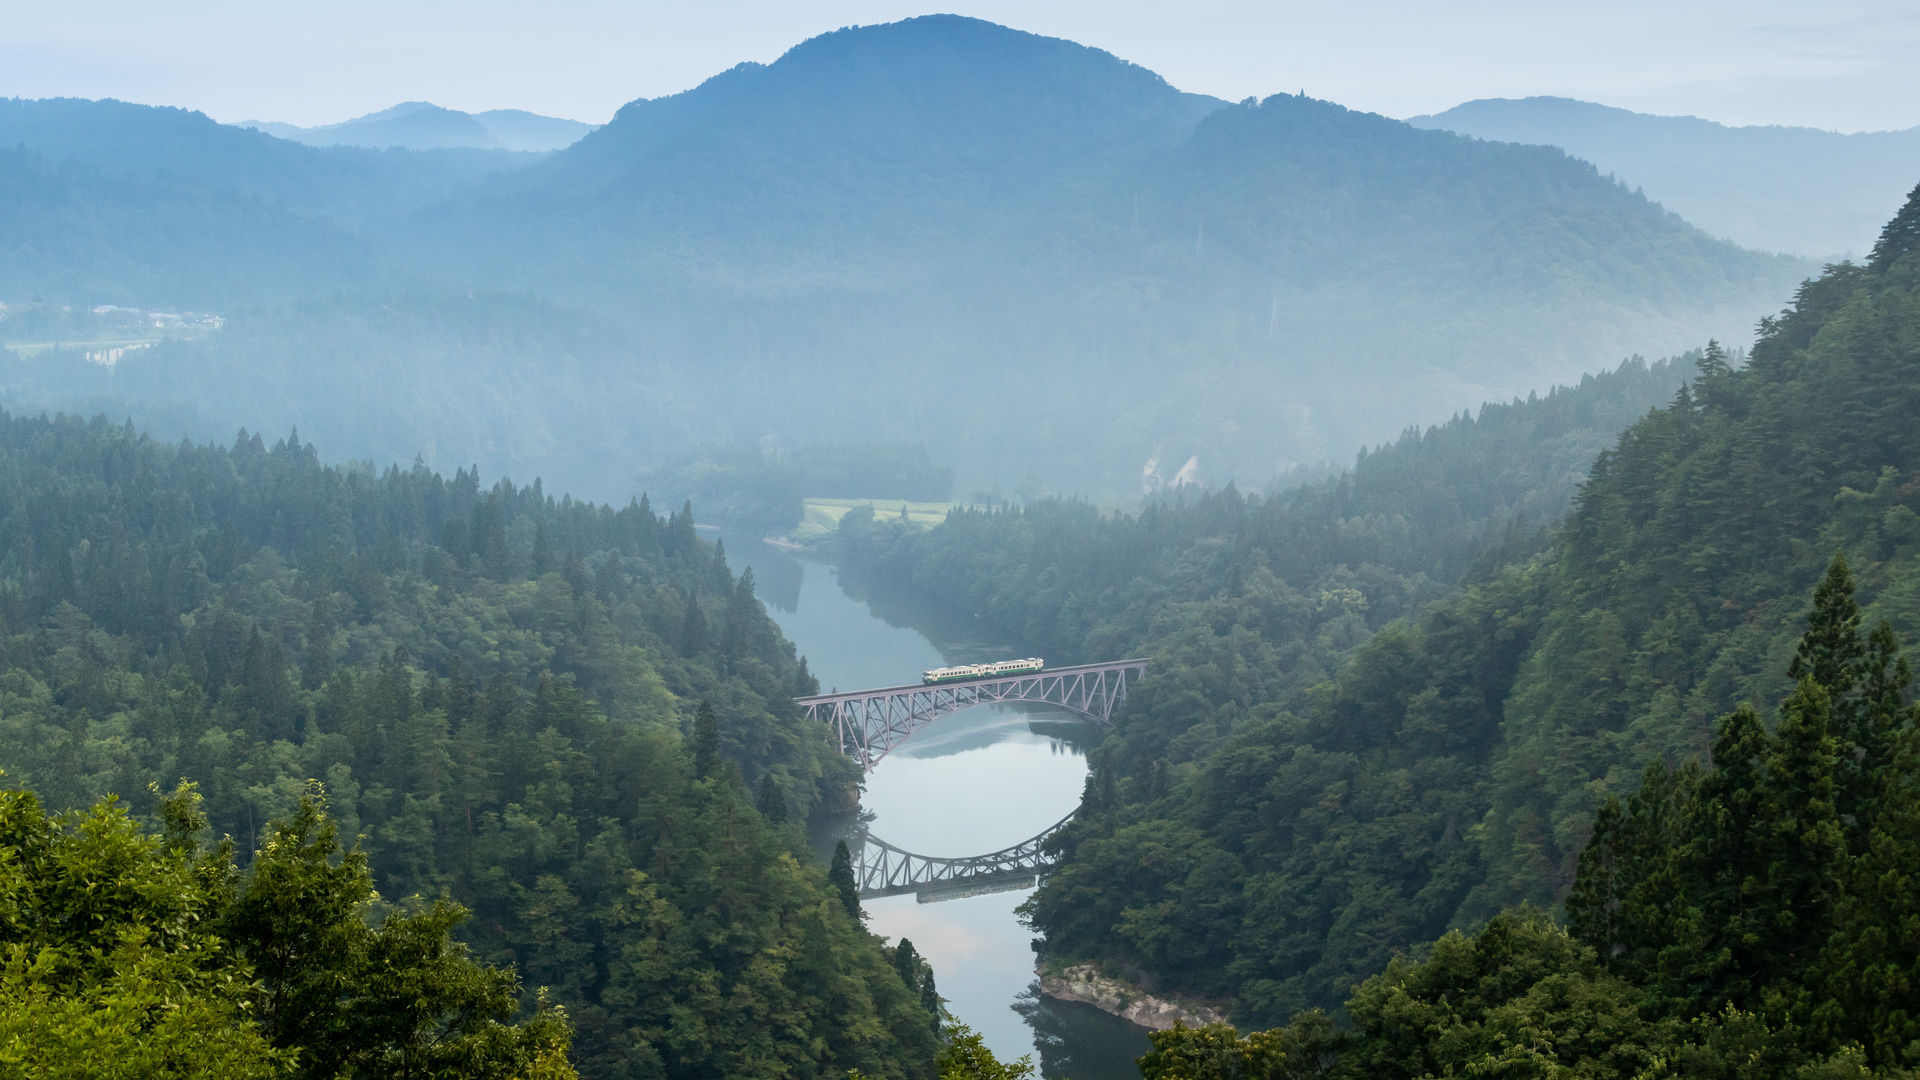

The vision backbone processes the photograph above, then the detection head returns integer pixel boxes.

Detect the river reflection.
[718,532,1152,1078]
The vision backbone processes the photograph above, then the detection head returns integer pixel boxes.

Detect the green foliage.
[0,777,572,1079]
[844,194,1920,1028]
[1170,569,1920,1079]
[0,414,935,1078]
[835,354,1688,1020]
[935,1023,1034,1080]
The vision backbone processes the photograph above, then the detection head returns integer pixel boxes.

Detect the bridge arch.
[796,658,1150,771]
[850,810,1075,900]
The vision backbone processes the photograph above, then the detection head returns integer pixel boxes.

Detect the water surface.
[721,532,1153,1077]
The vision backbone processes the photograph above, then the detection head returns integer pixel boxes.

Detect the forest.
[0,415,942,1077]
[834,184,1920,1033]
[1139,556,1920,1076]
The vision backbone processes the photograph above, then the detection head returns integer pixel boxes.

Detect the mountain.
[0,18,1814,498]
[1409,96,1920,258]
[835,183,1920,1025]
[0,97,535,224]
[0,97,547,306]
[245,100,596,152]
[474,107,601,151]
[410,15,1805,492]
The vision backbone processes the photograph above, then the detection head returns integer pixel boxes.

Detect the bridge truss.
[797,658,1150,771]
[852,811,1074,900]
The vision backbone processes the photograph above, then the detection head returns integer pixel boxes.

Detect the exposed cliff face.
[1038,963,1229,1030]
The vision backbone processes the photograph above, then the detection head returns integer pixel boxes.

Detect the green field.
[791,497,954,540]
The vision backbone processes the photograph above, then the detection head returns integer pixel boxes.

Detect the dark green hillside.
[1142,562,1920,1077]
[834,187,1920,1027]
[0,414,936,1078]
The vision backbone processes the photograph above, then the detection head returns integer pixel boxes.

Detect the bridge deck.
[796,658,1153,707]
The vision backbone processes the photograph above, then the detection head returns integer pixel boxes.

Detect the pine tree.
[692,700,719,778]
[1868,180,1920,272]
[755,773,787,824]
[892,937,922,993]
[829,840,861,921]
[1790,555,1863,715]
[920,966,942,1033]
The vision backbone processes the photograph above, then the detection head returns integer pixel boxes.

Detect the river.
[718,531,1153,1079]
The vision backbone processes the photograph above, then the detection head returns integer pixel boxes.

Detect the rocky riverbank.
[1037,963,1230,1030]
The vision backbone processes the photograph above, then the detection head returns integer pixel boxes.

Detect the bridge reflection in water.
[802,659,1148,901]
[852,811,1074,902]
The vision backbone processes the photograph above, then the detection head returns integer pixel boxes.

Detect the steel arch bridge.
[852,811,1075,900]
[796,658,1150,771]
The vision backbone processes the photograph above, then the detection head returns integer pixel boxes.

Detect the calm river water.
[718,531,1153,1079]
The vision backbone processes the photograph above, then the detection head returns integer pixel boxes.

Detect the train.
[922,657,1045,684]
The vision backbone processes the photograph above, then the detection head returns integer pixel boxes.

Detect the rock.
[1037,963,1229,1030]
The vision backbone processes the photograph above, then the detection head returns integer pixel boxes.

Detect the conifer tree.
[755,773,787,823]
[1869,180,1920,271]
[830,839,861,921]
[692,700,720,778]
[892,937,922,994]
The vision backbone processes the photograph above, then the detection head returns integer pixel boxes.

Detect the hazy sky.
[5,1,1917,132]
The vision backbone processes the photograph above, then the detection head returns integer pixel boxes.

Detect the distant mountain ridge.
[415,16,1804,488]
[244,100,595,152]
[0,17,1825,497]
[1409,96,1920,257]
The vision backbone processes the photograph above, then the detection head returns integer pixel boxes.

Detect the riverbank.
[1037,963,1230,1031]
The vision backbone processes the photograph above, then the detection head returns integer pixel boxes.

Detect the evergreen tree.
[1869,180,1920,271]
[755,773,787,824]
[892,937,922,994]
[692,700,720,778]
[830,839,861,921]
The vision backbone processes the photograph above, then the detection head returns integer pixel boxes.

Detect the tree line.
[834,183,1920,1030]
[0,413,938,1077]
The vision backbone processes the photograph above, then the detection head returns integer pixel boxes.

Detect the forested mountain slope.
[0,99,536,307]
[0,147,377,307]
[1142,560,1920,1077]
[1,18,1812,498]
[0,98,534,227]
[0,415,936,1078]
[837,352,1688,677]
[423,15,1802,489]
[834,184,1920,1026]
[1411,96,1920,257]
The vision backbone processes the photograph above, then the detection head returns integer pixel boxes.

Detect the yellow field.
[792,497,954,540]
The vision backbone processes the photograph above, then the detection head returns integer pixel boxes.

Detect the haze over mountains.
[244,100,596,152]
[0,16,1860,500]
[1411,97,1920,258]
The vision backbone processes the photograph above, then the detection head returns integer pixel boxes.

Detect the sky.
[4,0,1917,132]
